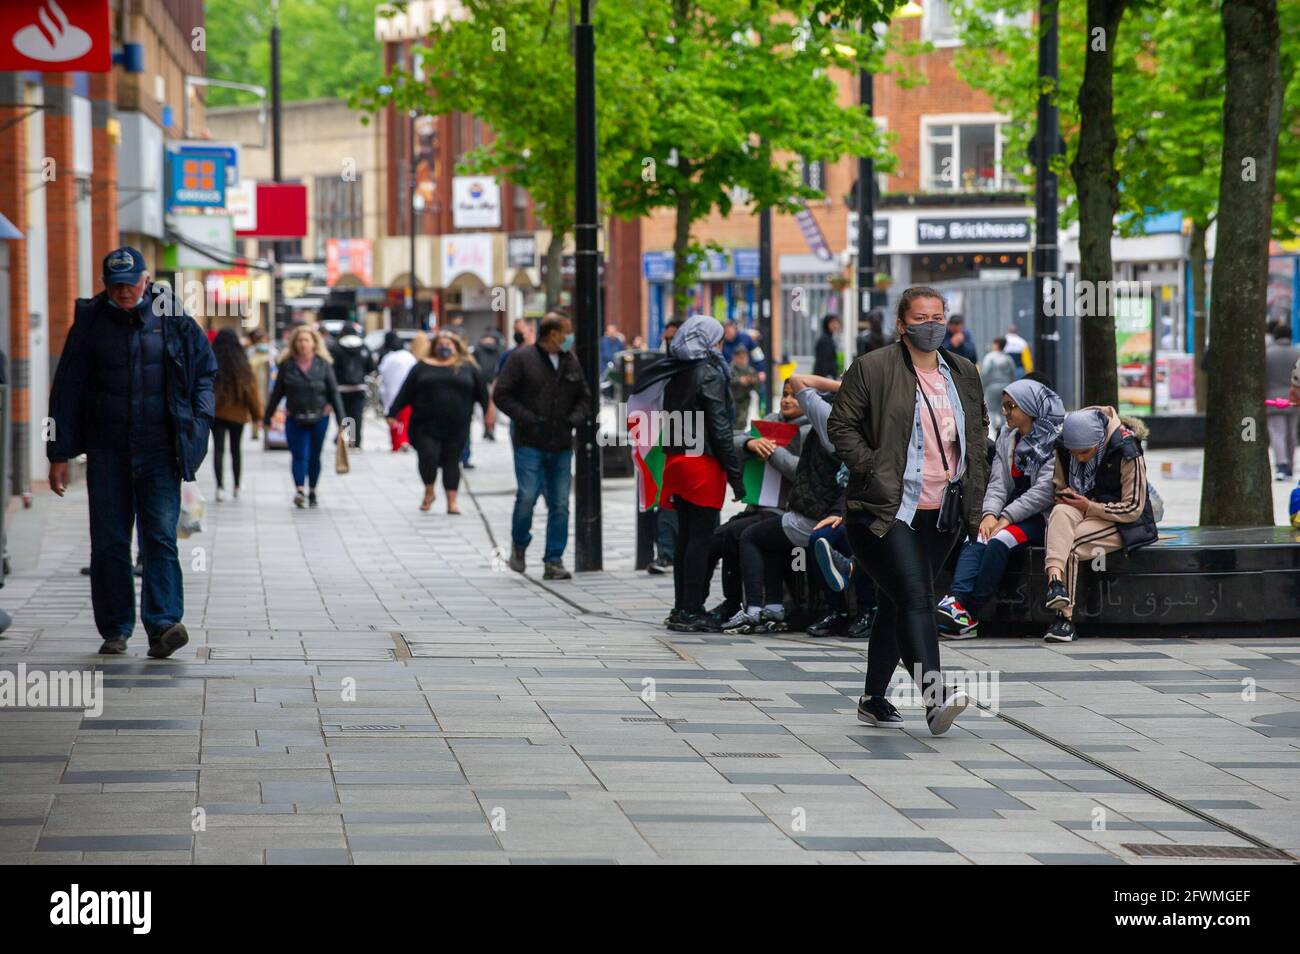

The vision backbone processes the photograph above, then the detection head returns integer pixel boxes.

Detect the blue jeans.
[284,416,330,488]
[809,523,876,612]
[511,445,572,564]
[86,448,182,641]
[654,507,678,561]
[949,514,1046,614]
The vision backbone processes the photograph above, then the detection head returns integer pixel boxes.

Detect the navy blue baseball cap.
[102,246,147,285]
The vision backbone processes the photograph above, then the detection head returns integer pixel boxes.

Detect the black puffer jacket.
[264,356,345,426]
[492,344,592,451]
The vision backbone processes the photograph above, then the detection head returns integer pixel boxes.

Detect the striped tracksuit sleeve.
[1085,455,1148,523]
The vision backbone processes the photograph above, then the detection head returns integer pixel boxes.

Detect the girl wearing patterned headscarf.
[1041,406,1158,643]
[937,378,1065,639]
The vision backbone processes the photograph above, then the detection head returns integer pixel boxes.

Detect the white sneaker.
[927,690,970,736]
[233,486,240,500]
[721,609,762,634]
[215,487,225,502]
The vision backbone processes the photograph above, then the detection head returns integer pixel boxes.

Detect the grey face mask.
[904,320,946,353]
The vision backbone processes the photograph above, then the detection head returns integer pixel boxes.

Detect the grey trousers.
[1267,410,1298,474]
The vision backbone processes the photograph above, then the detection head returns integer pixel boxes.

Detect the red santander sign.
[0,0,111,72]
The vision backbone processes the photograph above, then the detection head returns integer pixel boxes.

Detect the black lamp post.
[1033,0,1062,385]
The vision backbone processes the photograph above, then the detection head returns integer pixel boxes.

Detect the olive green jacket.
[827,340,990,538]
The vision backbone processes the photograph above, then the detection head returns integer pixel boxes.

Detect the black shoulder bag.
[917,383,964,534]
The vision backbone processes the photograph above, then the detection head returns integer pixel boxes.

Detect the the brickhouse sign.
[917,216,1031,245]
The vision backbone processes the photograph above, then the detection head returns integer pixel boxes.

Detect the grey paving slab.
[1,422,1295,864]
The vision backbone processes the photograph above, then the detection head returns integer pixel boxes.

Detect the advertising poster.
[1115,295,1153,415]
[1156,351,1196,414]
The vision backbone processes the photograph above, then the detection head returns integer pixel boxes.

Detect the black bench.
[959,526,1300,637]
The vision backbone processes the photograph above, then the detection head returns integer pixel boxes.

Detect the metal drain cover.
[1123,844,1293,861]
[621,716,686,724]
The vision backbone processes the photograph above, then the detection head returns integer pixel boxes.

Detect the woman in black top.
[264,325,345,508]
[386,330,491,513]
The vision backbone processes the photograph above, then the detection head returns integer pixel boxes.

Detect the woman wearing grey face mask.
[826,285,991,736]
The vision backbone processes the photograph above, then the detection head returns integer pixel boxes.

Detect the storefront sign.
[508,234,537,269]
[326,238,374,287]
[643,251,674,281]
[225,182,257,232]
[443,233,494,287]
[0,0,111,72]
[917,216,1030,245]
[166,214,235,270]
[847,213,890,250]
[732,248,760,280]
[175,141,240,187]
[235,183,308,239]
[452,176,501,229]
[167,152,226,209]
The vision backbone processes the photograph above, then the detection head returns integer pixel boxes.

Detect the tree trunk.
[1188,218,1210,413]
[671,186,693,319]
[1070,0,1127,409]
[544,231,564,310]
[1200,0,1281,526]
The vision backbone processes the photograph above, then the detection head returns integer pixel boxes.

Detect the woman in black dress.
[386,330,491,513]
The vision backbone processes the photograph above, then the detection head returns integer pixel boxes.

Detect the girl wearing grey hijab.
[936,377,1065,639]
[634,314,745,632]
[1042,405,1157,644]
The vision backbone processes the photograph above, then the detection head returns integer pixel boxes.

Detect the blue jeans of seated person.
[511,445,572,564]
[949,514,1046,615]
[809,523,876,612]
[87,448,182,641]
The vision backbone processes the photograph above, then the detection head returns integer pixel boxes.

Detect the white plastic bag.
[178,481,206,538]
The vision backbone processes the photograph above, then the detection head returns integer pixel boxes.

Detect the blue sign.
[176,142,240,186]
[167,152,227,209]
[732,248,760,280]
[643,251,674,281]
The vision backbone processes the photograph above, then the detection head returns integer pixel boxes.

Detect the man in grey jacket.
[937,378,1063,638]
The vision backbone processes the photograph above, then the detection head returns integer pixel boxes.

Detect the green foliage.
[948,0,1299,240]
[204,0,382,107]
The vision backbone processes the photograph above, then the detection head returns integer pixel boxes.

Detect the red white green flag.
[628,380,667,511]
[742,419,799,507]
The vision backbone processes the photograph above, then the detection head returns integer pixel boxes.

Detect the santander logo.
[12,0,92,63]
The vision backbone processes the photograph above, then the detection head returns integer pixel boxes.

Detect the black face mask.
[435,345,454,359]
[513,332,525,346]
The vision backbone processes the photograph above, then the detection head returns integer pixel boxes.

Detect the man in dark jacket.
[492,311,592,579]
[47,247,217,658]
[327,322,375,449]
[813,314,841,378]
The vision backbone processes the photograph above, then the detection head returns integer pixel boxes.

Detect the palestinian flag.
[742,419,800,507]
[628,377,667,512]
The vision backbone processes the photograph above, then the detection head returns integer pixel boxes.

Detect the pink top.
[916,366,960,510]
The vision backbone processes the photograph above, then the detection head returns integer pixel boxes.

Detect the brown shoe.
[147,623,189,659]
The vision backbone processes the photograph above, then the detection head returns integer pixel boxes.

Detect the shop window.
[924,118,1016,192]
[781,272,836,358]
[314,175,364,243]
[799,157,825,194]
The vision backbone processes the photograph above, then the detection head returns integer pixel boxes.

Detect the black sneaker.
[543,562,571,580]
[98,638,128,655]
[668,611,712,633]
[147,623,189,659]
[856,696,904,727]
[720,608,762,635]
[308,491,319,508]
[926,689,970,736]
[703,601,739,632]
[844,607,877,640]
[1044,616,1077,643]
[806,611,852,638]
[508,546,526,574]
[663,608,683,628]
[1044,579,1070,611]
[646,557,672,575]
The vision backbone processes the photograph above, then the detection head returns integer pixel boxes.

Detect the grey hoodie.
[982,426,1056,525]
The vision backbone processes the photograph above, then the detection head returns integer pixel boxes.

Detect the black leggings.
[709,511,771,606]
[211,419,244,490]
[410,431,465,491]
[846,509,959,707]
[672,499,720,614]
[739,512,791,608]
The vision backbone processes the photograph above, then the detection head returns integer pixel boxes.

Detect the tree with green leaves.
[606,0,889,317]
[204,0,381,107]
[1200,0,1283,526]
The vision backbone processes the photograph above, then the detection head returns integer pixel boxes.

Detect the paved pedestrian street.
[1,424,1297,865]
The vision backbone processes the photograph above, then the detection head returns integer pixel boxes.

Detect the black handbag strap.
[917,382,953,481]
